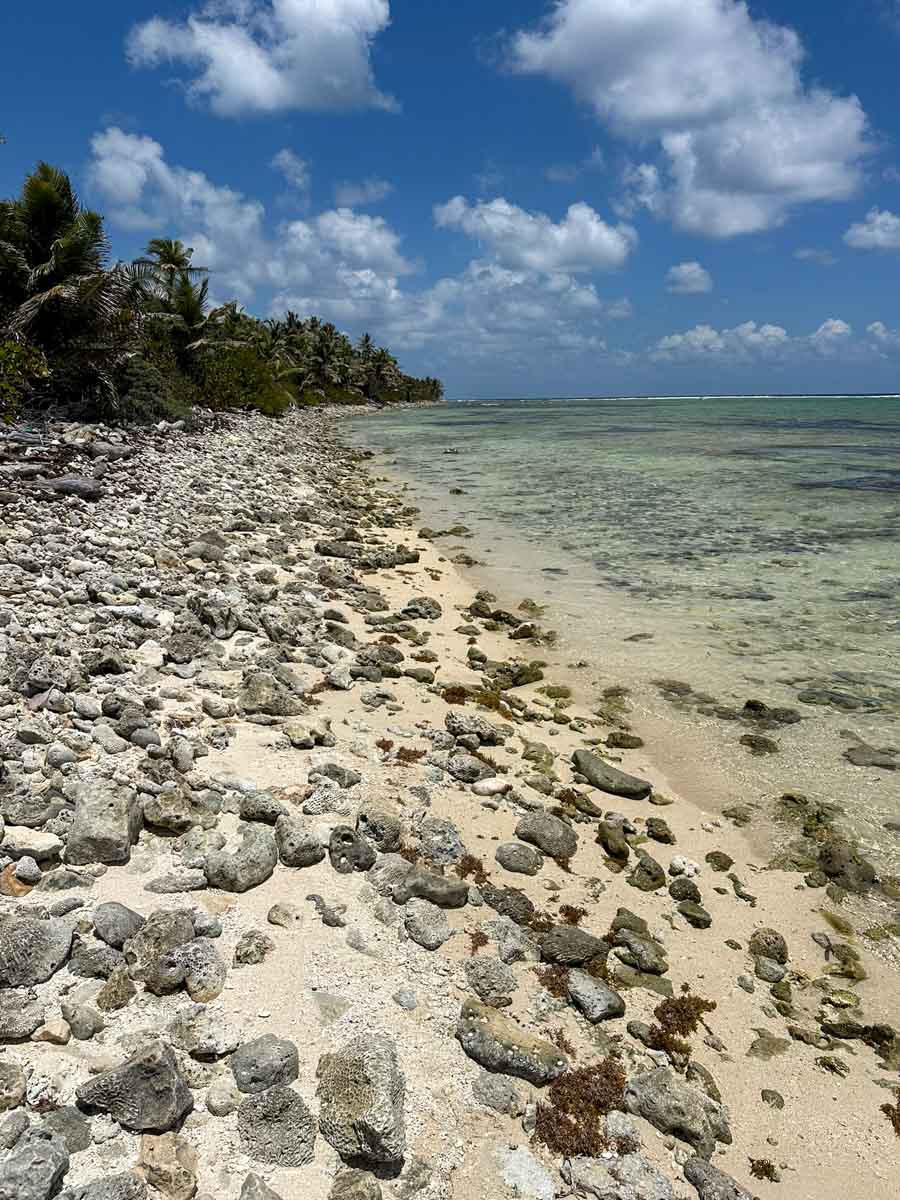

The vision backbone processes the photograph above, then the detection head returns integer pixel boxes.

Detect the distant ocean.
[347,395,900,869]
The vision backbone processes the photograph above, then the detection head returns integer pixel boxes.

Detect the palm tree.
[0,163,152,410]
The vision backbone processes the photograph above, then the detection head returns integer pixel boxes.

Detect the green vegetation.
[1,162,443,423]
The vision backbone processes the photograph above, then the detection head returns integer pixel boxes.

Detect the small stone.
[231,1036,299,1095]
[233,930,275,967]
[237,1086,316,1166]
[136,1133,198,1200]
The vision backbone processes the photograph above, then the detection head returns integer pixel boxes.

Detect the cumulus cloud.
[87,127,630,369]
[272,148,310,195]
[127,0,395,116]
[666,262,713,294]
[509,0,870,236]
[648,316,880,364]
[433,196,636,273]
[844,207,900,252]
[333,177,394,207]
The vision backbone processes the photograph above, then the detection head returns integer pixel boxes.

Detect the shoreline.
[0,407,898,1200]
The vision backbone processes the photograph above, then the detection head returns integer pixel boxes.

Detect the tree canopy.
[1,162,443,422]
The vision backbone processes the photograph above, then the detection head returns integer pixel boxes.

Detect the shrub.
[197,345,291,416]
[0,337,49,421]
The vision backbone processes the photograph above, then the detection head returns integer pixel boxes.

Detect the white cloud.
[652,320,789,361]
[794,247,836,265]
[433,196,636,273]
[509,0,870,236]
[272,148,310,195]
[844,207,900,252]
[333,177,394,207]
[88,127,630,370]
[127,0,395,116]
[649,315,878,364]
[666,261,713,294]
[88,126,410,305]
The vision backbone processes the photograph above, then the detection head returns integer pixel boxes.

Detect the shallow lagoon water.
[347,395,900,870]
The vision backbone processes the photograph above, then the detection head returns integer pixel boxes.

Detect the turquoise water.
[348,395,900,864]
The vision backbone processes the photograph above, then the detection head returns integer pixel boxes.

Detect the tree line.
[0,162,444,423]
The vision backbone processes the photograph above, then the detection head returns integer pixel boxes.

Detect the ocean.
[346,395,900,873]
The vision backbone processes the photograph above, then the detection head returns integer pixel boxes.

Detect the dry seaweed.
[532,1057,628,1158]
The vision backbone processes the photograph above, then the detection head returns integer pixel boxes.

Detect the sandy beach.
[1,407,898,1200]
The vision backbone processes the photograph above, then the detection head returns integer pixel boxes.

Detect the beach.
[0,406,898,1200]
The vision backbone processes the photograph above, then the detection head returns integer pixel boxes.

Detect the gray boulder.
[274,815,325,868]
[204,824,277,893]
[316,1034,406,1167]
[75,1041,192,1132]
[0,1129,69,1200]
[540,926,606,967]
[0,988,46,1040]
[124,909,195,988]
[237,1086,316,1166]
[356,810,402,854]
[59,1174,147,1200]
[0,916,73,986]
[93,902,145,950]
[572,750,652,799]
[404,899,451,950]
[464,956,516,1008]
[495,842,543,876]
[240,1176,284,1200]
[625,1068,731,1159]
[515,812,577,860]
[567,969,625,1023]
[66,782,142,866]
[232,1035,299,1094]
[329,826,377,875]
[456,998,567,1085]
[563,1154,674,1200]
[683,1157,754,1200]
[329,1171,382,1200]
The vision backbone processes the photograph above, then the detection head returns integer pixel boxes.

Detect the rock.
[206,1079,242,1117]
[123,909,194,989]
[75,1041,193,1132]
[204,824,277,893]
[68,935,123,980]
[495,842,543,876]
[0,1062,26,1110]
[59,1174,147,1200]
[612,929,668,975]
[316,1034,406,1167]
[628,853,667,892]
[485,916,539,964]
[237,1086,316,1166]
[404,899,451,950]
[136,1133,198,1200]
[571,750,652,799]
[0,915,72,986]
[705,851,733,872]
[754,956,785,983]
[59,1175,147,1200]
[393,866,468,910]
[356,809,402,854]
[232,1035,299,1095]
[239,1176,285,1200]
[1,828,62,862]
[678,902,712,929]
[668,877,701,903]
[92,903,145,951]
[456,998,567,1085]
[329,1171,382,1200]
[267,903,304,929]
[563,1154,674,1200]
[0,988,46,1040]
[472,1071,523,1116]
[625,1068,731,1159]
[646,817,675,844]
[464,956,516,1007]
[0,1110,27,1151]
[497,1146,556,1200]
[33,1019,71,1046]
[415,817,465,866]
[233,929,275,967]
[283,718,335,749]
[748,928,788,964]
[567,969,626,1022]
[274,815,326,868]
[168,1006,240,1060]
[683,1157,753,1200]
[329,826,377,875]
[66,782,142,866]
[0,1128,69,1200]
[515,812,577,860]
[761,1089,784,1110]
[540,926,607,966]
[445,711,506,746]
[171,939,227,1002]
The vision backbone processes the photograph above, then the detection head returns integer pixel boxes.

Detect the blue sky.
[4,1,900,398]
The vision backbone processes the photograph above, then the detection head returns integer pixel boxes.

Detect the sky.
[4,1,900,398]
